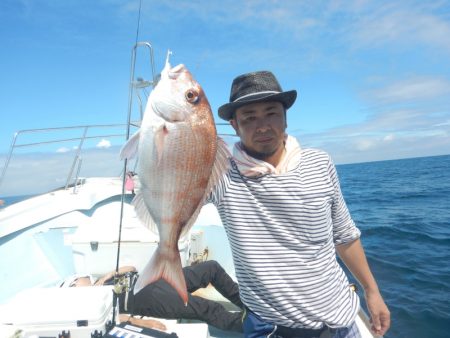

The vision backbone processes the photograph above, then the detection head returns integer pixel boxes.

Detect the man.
[207,71,390,338]
[64,260,244,333]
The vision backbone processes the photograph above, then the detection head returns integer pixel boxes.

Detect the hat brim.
[218,90,297,121]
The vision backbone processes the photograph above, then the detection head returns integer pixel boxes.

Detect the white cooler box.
[0,286,114,338]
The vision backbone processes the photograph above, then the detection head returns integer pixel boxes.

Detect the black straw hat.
[218,70,297,121]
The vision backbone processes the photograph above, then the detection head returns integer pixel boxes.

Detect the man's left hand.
[365,289,390,336]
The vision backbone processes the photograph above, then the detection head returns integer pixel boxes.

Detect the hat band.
[233,90,281,103]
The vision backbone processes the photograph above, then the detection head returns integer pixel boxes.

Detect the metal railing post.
[65,126,89,190]
[0,132,19,189]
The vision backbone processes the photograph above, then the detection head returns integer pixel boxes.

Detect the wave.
[362,224,450,244]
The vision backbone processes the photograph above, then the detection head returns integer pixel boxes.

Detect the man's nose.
[255,119,270,132]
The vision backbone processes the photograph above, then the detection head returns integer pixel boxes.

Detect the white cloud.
[347,3,450,54]
[297,70,450,163]
[96,139,111,149]
[56,147,71,153]
[383,134,395,142]
[150,1,450,55]
[355,139,376,151]
[434,120,450,127]
[365,77,450,104]
[300,128,449,164]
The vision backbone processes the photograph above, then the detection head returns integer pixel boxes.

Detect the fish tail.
[133,246,188,305]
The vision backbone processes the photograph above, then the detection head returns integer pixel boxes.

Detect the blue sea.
[1,154,449,338]
[337,154,450,338]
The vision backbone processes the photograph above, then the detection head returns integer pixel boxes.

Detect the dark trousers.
[121,260,244,332]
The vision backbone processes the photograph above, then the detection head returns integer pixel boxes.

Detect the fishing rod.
[112,0,144,327]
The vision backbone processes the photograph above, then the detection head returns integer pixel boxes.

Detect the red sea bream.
[120,57,229,304]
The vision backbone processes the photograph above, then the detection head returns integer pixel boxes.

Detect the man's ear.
[284,109,288,129]
[229,119,239,135]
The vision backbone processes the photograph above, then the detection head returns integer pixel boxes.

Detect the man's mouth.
[254,135,273,143]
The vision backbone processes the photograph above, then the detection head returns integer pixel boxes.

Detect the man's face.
[230,101,287,161]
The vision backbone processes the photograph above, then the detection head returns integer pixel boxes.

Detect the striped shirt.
[208,148,361,329]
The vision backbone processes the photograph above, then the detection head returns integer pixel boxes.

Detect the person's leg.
[183,260,243,308]
[131,279,243,332]
[187,294,243,332]
[129,281,182,319]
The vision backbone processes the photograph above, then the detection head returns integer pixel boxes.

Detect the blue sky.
[1,0,449,186]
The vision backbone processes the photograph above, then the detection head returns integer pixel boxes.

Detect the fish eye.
[185,90,199,103]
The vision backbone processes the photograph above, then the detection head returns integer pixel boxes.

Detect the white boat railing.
[0,123,141,196]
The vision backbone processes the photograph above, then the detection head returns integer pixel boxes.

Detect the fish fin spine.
[206,136,231,194]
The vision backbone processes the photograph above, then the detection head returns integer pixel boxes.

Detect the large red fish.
[120,57,229,304]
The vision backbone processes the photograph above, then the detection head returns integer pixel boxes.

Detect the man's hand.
[336,239,391,336]
[365,289,390,336]
[95,266,137,286]
[118,314,167,331]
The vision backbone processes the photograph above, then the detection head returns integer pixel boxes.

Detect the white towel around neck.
[232,135,302,177]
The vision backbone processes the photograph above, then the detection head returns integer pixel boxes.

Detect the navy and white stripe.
[208,148,361,329]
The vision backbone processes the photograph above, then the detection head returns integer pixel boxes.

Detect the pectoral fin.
[132,192,158,234]
[119,130,140,160]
